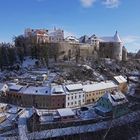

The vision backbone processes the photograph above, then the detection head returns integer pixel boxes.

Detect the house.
[24,28,49,44]
[95,91,129,118]
[64,84,85,108]
[57,108,75,121]
[83,81,118,104]
[114,75,128,93]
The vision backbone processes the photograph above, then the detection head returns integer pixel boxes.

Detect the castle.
[23,28,127,61]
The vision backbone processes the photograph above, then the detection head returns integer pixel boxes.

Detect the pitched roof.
[102,91,128,106]
[65,84,83,92]
[57,108,75,117]
[83,81,117,92]
[114,75,127,83]
[99,31,122,43]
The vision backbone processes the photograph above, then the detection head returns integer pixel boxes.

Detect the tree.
[41,44,49,67]
[14,35,28,55]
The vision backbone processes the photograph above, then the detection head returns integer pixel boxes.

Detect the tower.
[112,31,123,61]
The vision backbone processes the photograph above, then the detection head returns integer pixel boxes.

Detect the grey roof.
[57,108,75,117]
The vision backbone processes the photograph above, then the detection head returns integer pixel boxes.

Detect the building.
[99,31,123,61]
[50,85,66,109]
[57,108,75,122]
[113,75,128,93]
[83,81,118,104]
[65,36,79,43]
[64,84,85,108]
[95,91,129,118]
[49,28,64,43]
[24,28,49,44]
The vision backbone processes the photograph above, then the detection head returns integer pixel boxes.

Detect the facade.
[64,84,85,108]
[99,31,123,61]
[1,80,123,109]
[24,28,49,44]
[95,91,129,118]
[49,28,64,43]
[83,81,118,104]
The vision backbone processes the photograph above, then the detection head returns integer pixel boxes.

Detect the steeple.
[114,31,122,43]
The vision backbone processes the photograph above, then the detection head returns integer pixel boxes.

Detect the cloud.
[102,0,120,8]
[80,0,121,8]
[80,0,96,8]
[122,36,140,43]
[122,35,140,52]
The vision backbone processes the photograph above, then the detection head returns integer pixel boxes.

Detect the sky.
[0,0,140,52]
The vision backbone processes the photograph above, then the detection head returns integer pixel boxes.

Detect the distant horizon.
[0,0,140,53]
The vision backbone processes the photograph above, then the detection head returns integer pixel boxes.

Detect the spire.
[114,31,122,43]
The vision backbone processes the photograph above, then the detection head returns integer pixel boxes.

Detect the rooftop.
[83,81,117,92]
[114,75,127,83]
[99,31,122,43]
[57,108,75,117]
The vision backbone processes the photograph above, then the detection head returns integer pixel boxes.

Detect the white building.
[49,28,64,43]
[64,84,85,108]
[65,36,79,43]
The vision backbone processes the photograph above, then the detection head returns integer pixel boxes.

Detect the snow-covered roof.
[114,75,127,84]
[103,91,128,106]
[22,86,49,95]
[83,81,117,92]
[99,31,122,43]
[65,36,79,42]
[51,85,64,94]
[9,85,23,91]
[65,84,83,92]
[57,108,75,117]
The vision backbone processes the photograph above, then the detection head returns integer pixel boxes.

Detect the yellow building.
[83,81,118,104]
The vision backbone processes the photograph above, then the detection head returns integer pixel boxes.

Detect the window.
[79,95,81,98]
[71,102,73,105]
[71,96,73,99]
[68,97,70,100]
[75,96,77,99]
